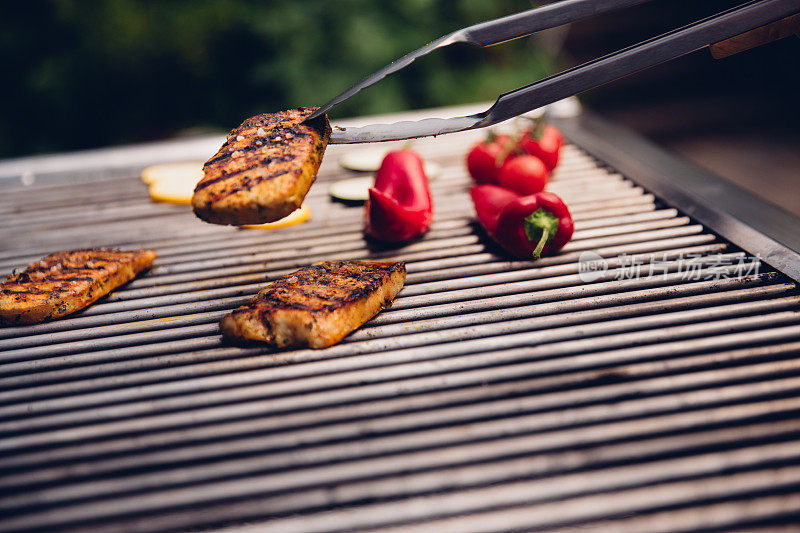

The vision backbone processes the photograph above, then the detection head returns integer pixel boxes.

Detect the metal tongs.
[306,0,800,144]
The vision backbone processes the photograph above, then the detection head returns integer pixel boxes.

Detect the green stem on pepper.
[532,228,549,259]
[523,208,559,259]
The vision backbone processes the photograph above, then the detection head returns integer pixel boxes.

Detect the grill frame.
[1,106,800,533]
[555,111,800,281]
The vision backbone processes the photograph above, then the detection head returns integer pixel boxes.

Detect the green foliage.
[0,0,557,157]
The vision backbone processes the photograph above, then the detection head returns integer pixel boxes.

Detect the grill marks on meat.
[221,261,406,349]
[192,107,331,225]
[0,249,157,325]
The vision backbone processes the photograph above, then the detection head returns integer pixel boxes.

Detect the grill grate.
[1,111,800,533]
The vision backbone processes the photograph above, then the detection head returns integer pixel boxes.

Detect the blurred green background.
[3,1,797,214]
[1,0,557,158]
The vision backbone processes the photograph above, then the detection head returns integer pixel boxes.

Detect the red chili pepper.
[470,184,573,259]
[518,123,564,171]
[365,150,433,242]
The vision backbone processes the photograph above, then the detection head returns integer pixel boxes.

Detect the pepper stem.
[523,208,559,259]
[532,228,549,259]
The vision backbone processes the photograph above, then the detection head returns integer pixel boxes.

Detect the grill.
[1,105,800,533]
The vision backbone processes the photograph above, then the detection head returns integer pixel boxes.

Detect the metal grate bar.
[2,288,795,422]
[0,259,766,365]
[0,247,748,349]
[1,113,799,532]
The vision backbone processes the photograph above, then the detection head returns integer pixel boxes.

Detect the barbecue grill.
[1,103,800,532]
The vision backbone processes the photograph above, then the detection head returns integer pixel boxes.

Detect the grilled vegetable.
[329,176,375,203]
[497,154,548,196]
[365,150,433,242]
[141,161,203,204]
[470,184,573,259]
[338,147,442,177]
[0,248,157,325]
[465,132,513,184]
[239,204,311,230]
[192,107,331,225]
[220,260,406,349]
[518,122,564,171]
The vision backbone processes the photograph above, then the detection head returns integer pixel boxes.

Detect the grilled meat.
[0,248,157,325]
[192,107,331,226]
[221,261,406,349]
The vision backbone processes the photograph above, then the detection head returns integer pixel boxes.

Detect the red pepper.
[365,150,433,242]
[518,123,564,171]
[470,184,573,259]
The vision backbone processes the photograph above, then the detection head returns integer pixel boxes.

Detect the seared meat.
[192,107,331,225]
[0,248,157,325]
[221,261,406,349]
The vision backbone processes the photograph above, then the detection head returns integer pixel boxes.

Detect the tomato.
[497,154,548,196]
[466,142,503,184]
[518,124,563,171]
[466,133,514,184]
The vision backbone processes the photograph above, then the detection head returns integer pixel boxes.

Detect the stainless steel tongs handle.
[476,0,800,128]
[305,0,655,122]
[314,0,800,144]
